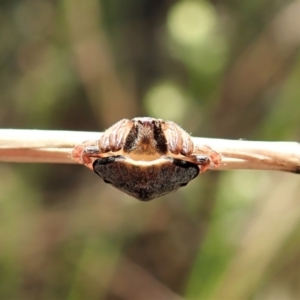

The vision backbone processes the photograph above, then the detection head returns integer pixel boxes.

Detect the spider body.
[72,117,221,201]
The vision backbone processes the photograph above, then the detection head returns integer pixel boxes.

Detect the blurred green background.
[1,0,300,299]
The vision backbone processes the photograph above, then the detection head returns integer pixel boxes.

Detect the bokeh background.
[1,0,300,299]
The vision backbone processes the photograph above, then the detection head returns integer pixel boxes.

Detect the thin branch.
[0,129,299,174]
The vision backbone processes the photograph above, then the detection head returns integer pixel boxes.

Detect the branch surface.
[0,129,299,173]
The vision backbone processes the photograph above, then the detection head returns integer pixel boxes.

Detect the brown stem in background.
[214,0,300,138]
[64,0,137,126]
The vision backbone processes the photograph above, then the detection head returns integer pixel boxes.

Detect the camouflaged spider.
[72,117,221,201]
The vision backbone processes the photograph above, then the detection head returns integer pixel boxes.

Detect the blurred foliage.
[1,0,300,299]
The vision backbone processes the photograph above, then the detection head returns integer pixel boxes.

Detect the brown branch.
[0,129,299,174]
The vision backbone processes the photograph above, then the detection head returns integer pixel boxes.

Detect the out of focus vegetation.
[1,0,300,299]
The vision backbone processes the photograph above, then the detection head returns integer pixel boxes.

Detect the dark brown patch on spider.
[93,156,199,201]
[123,118,168,155]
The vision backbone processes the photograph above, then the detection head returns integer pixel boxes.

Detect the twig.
[0,129,299,173]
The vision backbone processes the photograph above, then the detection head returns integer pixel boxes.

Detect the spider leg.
[72,141,101,165]
[99,119,133,152]
[162,121,194,156]
[189,154,211,173]
[192,145,222,172]
[84,146,101,156]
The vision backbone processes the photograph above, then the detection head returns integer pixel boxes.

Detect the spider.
[72,117,221,201]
